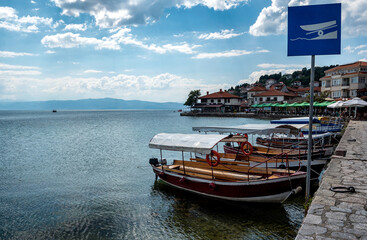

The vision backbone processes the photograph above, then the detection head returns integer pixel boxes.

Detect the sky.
[0,0,366,103]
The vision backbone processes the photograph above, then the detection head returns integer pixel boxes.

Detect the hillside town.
[184,61,367,119]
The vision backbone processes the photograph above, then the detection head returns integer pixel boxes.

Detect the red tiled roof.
[248,86,266,92]
[199,90,242,99]
[253,89,297,97]
[320,76,331,80]
[286,86,301,92]
[325,61,367,73]
[296,87,321,92]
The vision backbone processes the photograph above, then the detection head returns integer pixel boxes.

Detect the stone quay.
[296,120,367,240]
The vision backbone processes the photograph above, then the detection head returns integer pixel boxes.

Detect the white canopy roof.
[149,133,226,154]
[342,97,367,107]
[327,101,345,108]
[191,124,309,135]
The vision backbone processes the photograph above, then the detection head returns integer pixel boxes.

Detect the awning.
[149,133,226,154]
[192,124,292,135]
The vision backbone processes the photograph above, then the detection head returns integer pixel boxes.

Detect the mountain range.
[0,98,183,110]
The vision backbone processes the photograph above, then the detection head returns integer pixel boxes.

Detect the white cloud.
[0,70,41,76]
[249,0,367,37]
[198,29,244,40]
[0,6,54,33]
[343,44,367,55]
[0,50,38,58]
[45,50,56,54]
[41,29,201,54]
[238,68,299,84]
[64,23,87,31]
[0,63,39,70]
[193,49,269,59]
[258,63,306,69]
[84,69,102,74]
[51,0,249,28]
[0,72,226,102]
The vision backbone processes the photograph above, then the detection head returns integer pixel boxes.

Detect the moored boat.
[149,133,305,203]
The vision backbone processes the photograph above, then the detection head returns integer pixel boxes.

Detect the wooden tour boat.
[149,133,305,203]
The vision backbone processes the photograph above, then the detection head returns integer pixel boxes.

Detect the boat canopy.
[192,124,292,135]
[149,133,227,154]
[270,117,321,124]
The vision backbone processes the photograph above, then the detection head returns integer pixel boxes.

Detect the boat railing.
[247,152,291,181]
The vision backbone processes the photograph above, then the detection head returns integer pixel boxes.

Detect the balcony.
[342,83,350,86]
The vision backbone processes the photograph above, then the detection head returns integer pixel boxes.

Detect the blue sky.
[0,0,366,102]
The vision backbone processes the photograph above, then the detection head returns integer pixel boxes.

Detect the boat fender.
[161,158,167,165]
[149,158,159,166]
[240,141,253,156]
[292,186,302,195]
[206,150,221,167]
[179,177,187,183]
[278,164,286,169]
[158,172,165,178]
[209,182,216,191]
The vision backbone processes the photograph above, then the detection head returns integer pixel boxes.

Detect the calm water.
[0,110,305,240]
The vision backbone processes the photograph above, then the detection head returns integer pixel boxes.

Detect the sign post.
[288,3,341,201]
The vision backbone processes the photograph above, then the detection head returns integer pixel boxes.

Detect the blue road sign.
[288,3,341,56]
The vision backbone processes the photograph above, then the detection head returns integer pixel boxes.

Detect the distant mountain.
[0,98,184,110]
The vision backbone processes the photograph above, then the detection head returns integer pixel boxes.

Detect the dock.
[296,121,367,239]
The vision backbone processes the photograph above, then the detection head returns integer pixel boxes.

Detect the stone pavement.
[296,121,367,240]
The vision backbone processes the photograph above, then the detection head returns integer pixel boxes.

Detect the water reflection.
[151,180,301,240]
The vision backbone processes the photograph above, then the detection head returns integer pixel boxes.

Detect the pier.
[296,121,367,239]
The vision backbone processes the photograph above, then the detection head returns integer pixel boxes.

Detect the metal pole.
[306,55,315,201]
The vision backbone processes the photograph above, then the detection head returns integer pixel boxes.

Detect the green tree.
[184,90,201,107]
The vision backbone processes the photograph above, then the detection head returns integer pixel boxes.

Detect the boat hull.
[152,167,305,203]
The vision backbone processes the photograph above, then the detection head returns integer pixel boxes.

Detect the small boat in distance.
[149,133,305,203]
[52,109,57,112]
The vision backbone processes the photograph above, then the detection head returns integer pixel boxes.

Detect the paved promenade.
[296,121,367,240]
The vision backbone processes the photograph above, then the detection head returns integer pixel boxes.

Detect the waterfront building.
[265,79,277,89]
[320,61,367,99]
[247,85,266,105]
[252,89,297,104]
[193,89,242,113]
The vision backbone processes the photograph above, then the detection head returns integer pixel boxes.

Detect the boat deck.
[157,158,297,182]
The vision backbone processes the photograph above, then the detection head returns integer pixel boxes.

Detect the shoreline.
[180,112,308,120]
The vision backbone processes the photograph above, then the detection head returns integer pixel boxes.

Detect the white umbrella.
[342,97,367,118]
[327,101,345,108]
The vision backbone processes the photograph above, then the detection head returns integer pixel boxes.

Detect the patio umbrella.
[288,102,299,107]
[300,102,310,107]
[342,97,367,118]
[327,101,344,108]
[251,104,259,107]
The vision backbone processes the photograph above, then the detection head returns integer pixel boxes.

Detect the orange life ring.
[240,141,253,156]
[206,150,221,167]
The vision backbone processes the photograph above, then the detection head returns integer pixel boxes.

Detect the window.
[351,90,357,96]
[332,91,341,98]
[332,79,341,86]
[274,97,277,101]
[211,99,214,103]
[359,76,366,83]
[351,77,358,83]
[266,97,270,101]
[322,81,326,86]
[260,97,263,101]
[218,99,221,103]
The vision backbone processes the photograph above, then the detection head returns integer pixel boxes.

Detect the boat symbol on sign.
[291,20,337,41]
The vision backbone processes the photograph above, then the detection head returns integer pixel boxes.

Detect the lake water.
[0,110,305,239]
